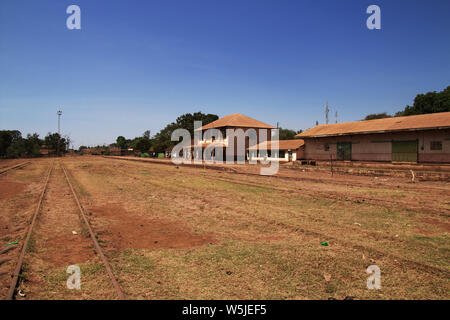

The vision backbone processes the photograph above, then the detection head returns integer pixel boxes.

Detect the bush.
[140,153,150,158]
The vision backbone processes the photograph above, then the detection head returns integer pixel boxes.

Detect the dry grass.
[2,157,448,300]
[59,157,449,299]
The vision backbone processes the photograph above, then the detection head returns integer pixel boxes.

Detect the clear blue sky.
[1,0,449,148]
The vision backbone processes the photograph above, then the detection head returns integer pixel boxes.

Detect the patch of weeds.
[117,249,156,274]
[325,282,338,294]
[80,224,90,238]
[18,261,30,283]
[26,234,37,253]
[81,262,106,276]
[44,262,105,293]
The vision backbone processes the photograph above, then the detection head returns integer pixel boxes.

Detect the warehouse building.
[295,112,450,163]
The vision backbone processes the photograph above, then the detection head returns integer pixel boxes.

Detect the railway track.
[205,175,450,218]
[0,162,31,175]
[103,156,450,194]
[61,163,125,300]
[103,156,450,217]
[103,159,450,278]
[3,161,125,300]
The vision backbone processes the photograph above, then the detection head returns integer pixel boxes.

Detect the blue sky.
[1,0,449,148]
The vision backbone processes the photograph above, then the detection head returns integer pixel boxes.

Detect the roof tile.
[296,112,450,138]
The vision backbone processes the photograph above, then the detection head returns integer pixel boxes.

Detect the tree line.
[0,131,68,158]
[364,85,450,120]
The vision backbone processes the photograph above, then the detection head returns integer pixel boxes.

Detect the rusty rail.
[5,162,54,300]
[61,162,125,300]
[0,162,31,175]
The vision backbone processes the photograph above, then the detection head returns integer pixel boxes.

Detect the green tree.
[278,127,298,140]
[151,122,179,153]
[395,86,450,116]
[175,112,219,136]
[24,133,43,157]
[132,137,151,153]
[364,112,392,120]
[116,136,127,149]
[151,112,218,153]
[6,140,27,158]
[0,130,22,157]
[44,133,68,153]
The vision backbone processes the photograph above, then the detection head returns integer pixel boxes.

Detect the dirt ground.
[0,156,449,299]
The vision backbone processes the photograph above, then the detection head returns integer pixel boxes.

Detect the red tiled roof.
[196,113,275,131]
[296,112,450,138]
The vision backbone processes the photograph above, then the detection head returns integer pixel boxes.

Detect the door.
[392,140,418,162]
[337,142,352,161]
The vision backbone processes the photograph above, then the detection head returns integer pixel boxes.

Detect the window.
[279,150,285,158]
[324,144,330,151]
[430,141,442,151]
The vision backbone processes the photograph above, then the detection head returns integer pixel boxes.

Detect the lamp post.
[57,110,62,157]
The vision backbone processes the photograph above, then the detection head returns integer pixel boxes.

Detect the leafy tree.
[116,136,127,149]
[395,86,450,116]
[6,140,27,158]
[132,137,151,153]
[23,133,43,157]
[108,112,218,153]
[44,133,68,153]
[278,127,298,140]
[5,133,42,158]
[151,112,218,153]
[151,122,179,153]
[364,112,392,120]
[0,130,22,157]
[175,112,219,136]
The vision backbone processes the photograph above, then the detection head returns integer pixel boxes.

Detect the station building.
[295,112,450,163]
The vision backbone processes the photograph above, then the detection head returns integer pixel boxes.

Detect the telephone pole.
[57,110,62,157]
[325,101,329,125]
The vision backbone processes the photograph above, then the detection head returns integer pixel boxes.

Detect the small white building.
[248,139,305,162]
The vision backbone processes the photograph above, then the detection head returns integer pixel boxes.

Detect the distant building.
[248,139,305,162]
[109,146,121,156]
[184,113,275,161]
[296,112,450,163]
[39,145,55,156]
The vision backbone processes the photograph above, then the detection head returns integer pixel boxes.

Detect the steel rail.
[5,162,54,300]
[0,162,31,175]
[60,162,125,300]
[107,158,450,278]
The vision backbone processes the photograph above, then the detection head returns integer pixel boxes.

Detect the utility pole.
[335,111,338,123]
[325,101,329,125]
[57,110,62,157]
